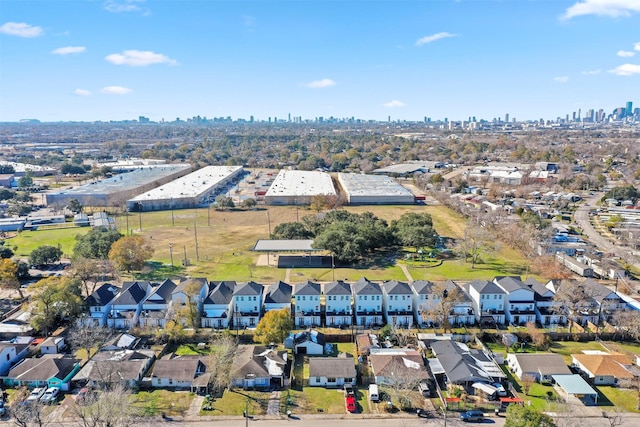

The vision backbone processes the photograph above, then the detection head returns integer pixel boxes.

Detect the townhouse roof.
[86,283,119,307]
[264,281,292,304]
[524,278,554,299]
[580,279,622,303]
[145,279,177,304]
[175,277,208,295]
[294,280,321,296]
[8,354,79,382]
[572,353,635,379]
[411,280,436,294]
[382,280,412,295]
[204,281,236,305]
[468,279,505,294]
[324,280,352,296]
[493,276,528,293]
[112,281,149,306]
[234,281,263,296]
[309,355,355,378]
[353,277,382,295]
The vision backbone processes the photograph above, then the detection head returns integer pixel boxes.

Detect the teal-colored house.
[3,354,81,391]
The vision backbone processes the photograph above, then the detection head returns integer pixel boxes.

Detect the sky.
[0,0,639,123]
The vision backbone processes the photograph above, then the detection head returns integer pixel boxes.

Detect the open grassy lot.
[202,389,267,416]
[547,340,608,364]
[7,227,89,258]
[286,387,351,414]
[175,343,212,356]
[597,386,640,412]
[130,390,194,416]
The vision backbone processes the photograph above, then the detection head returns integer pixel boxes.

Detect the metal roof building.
[126,165,244,211]
[46,164,191,208]
[337,173,415,205]
[264,170,336,205]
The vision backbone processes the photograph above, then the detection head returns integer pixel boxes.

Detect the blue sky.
[1,0,639,123]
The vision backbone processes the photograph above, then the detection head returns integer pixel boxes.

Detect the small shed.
[41,337,65,355]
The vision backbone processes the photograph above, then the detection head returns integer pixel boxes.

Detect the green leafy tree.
[73,227,123,259]
[215,195,235,210]
[0,246,14,258]
[504,405,556,427]
[67,198,83,213]
[108,235,154,273]
[29,245,63,266]
[392,212,439,252]
[0,164,15,174]
[254,308,293,345]
[0,188,15,201]
[18,171,33,187]
[242,198,257,209]
[271,222,312,239]
[29,277,83,336]
[0,258,23,299]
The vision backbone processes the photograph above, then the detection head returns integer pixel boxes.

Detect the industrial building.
[264,170,336,205]
[126,165,244,211]
[46,164,191,208]
[337,173,415,204]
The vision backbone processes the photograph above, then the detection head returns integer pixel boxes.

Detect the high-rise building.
[505,113,509,123]
[626,102,633,117]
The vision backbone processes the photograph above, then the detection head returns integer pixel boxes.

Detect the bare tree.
[551,280,595,334]
[71,257,118,297]
[522,374,536,396]
[208,334,238,394]
[612,309,640,340]
[67,320,115,359]
[382,359,424,409]
[72,383,137,427]
[420,281,466,333]
[10,387,50,427]
[456,227,498,268]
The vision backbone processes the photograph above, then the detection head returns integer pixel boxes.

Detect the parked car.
[345,394,356,413]
[40,387,60,404]
[75,387,94,405]
[460,410,485,422]
[493,382,507,396]
[25,387,46,403]
[418,381,431,397]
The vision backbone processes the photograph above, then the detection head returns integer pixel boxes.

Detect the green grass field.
[130,390,194,416]
[202,390,267,416]
[6,227,89,258]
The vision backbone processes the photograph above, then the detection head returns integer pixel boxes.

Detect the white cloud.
[74,89,92,96]
[100,86,132,95]
[554,76,569,82]
[608,63,640,76]
[617,50,636,57]
[635,42,640,51]
[582,69,601,75]
[51,46,86,55]
[415,32,457,46]
[104,0,145,13]
[563,0,640,19]
[304,78,336,89]
[105,50,177,66]
[383,100,406,108]
[0,22,43,38]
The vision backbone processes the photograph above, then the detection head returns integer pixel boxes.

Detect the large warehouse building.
[46,164,191,208]
[264,170,336,205]
[126,165,244,211]
[337,173,416,204]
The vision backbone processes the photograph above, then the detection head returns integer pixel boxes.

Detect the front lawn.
[201,389,267,416]
[597,386,640,412]
[130,390,194,416]
[285,387,355,414]
[175,343,212,356]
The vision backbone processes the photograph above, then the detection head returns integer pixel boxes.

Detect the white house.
[201,281,235,329]
[493,276,536,326]
[411,280,475,327]
[150,356,207,389]
[353,277,383,327]
[40,337,65,355]
[85,283,119,327]
[172,278,208,326]
[506,353,571,383]
[233,281,263,328]
[139,279,176,328]
[0,342,29,376]
[263,281,292,314]
[287,329,325,355]
[323,280,353,327]
[381,280,414,327]
[526,278,565,326]
[293,281,321,327]
[308,355,356,387]
[467,279,506,325]
[108,281,152,329]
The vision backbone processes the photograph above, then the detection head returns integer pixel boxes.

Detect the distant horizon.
[1,1,639,122]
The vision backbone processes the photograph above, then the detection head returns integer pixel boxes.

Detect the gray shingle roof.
[382,280,412,295]
[493,276,527,292]
[410,280,436,295]
[468,279,505,294]
[264,281,292,304]
[86,283,119,307]
[353,277,382,295]
[234,281,263,296]
[294,280,321,296]
[145,279,177,304]
[324,280,351,296]
[204,281,235,304]
[112,282,149,306]
[309,356,355,378]
[9,355,80,382]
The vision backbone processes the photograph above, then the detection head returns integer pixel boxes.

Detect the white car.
[25,387,46,402]
[40,387,60,404]
[492,383,507,396]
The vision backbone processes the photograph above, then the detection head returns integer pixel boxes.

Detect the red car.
[345,395,356,413]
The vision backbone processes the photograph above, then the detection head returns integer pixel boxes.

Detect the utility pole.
[207,203,211,227]
[183,245,187,266]
[194,221,199,261]
[267,210,272,237]
[171,198,175,226]
[169,244,174,269]
[137,203,142,231]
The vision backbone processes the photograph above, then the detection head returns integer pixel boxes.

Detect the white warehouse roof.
[265,170,336,198]
[338,173,415,204]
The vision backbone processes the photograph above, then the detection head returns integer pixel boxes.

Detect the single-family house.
[381,280,414,327]
[108,281,152,329]
[506,353,572,383]
[293,281,321,327]
[150,355,208,390]
[72,349,155,389]
[40,337,65,354]
[263,281,292,314]
[323,280,353,327]
[172,277,208,326]
[201,281,235,329]
[493,276,536,326]
[286,329,325,355]
[526,278,565,326]
[571,353,638,385]
[352,277,383,327]
[230,345,289,390]
[308,354,356,387]
[368,348,430,385]
[467,280,506,325]
[233,281,264,328]
[139,279,176,328]
[84,283,119,327]
[0,342,29,376]
[430,340,505,389]
[4,354,81,391]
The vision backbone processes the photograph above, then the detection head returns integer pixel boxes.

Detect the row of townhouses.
[83,275,632,330]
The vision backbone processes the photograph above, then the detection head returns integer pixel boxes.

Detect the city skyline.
[1,0,639,123]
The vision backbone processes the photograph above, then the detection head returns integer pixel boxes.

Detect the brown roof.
[572,353,635,379]
[152,358,204,382]
[8,354,80,381]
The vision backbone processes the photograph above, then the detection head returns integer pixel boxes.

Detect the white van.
[369,384,379,402]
